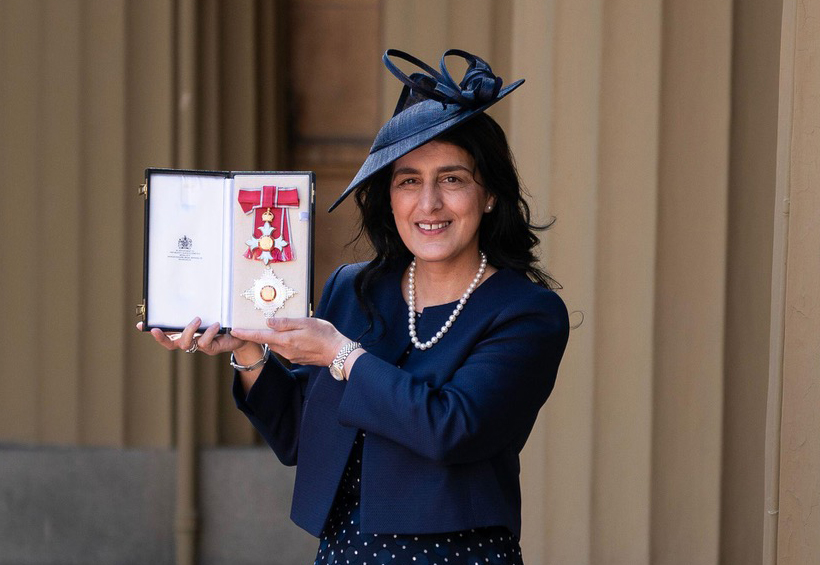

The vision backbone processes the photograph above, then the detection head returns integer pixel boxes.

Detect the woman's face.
[389,141,495,269]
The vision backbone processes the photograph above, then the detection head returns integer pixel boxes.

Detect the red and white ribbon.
[237,186,300,263]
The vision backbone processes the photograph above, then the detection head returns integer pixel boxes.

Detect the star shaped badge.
[241,268,296,318]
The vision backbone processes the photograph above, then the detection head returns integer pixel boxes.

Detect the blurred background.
[1,0,817,564]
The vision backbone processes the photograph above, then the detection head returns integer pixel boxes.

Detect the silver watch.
[329,341,362,381]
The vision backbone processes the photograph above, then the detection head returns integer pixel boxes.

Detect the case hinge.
[135,301,146,320]
[138,181,148,199]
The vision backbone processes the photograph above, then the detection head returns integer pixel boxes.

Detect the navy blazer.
[233,262,569,538]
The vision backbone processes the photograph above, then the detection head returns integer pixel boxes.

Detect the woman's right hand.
[137,317,249,357]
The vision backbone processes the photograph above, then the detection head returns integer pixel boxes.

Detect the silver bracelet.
[230,344,270,372]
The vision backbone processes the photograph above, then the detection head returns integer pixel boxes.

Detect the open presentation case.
[137,168,315,332]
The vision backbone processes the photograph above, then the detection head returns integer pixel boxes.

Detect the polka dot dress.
[313,430,525,565]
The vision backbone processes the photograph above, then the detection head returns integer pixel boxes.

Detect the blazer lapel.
[360,265,410,366]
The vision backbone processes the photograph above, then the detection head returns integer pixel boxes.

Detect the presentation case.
[137,168,315,332]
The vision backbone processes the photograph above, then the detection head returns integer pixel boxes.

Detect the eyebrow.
[392,165,473,178]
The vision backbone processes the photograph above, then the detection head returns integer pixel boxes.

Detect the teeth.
[418,222,450,231]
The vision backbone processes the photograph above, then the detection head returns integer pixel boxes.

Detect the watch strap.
[330,341,362,380]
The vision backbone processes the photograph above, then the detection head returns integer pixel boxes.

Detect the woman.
[146,49,569,565]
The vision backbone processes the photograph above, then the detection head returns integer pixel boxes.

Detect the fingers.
[179,317,202,351]
[142,318,203,352]
[230,328,273,344]
[231,318,299,344]
[149,327,177,350]
[197,322,221,348]
[266,317,300,331]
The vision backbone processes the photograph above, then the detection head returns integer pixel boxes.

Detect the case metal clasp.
[138,182,148,198]
[135,302,146,320]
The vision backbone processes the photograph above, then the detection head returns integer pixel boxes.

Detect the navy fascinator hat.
[327,48,524,212]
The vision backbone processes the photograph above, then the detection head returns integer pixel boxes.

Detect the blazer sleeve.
[232,264,348,466]
[337,289,569,465]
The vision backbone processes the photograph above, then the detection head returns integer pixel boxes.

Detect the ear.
[484,194,497,213]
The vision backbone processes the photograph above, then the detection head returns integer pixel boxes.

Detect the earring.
[486,205,493,212]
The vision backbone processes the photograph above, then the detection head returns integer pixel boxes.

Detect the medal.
[238,186,299,264]
[245,208,281,265]
[241,267,296,318]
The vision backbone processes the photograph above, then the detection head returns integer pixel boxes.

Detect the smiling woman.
[389,141,496,293]
[143,49,569,565]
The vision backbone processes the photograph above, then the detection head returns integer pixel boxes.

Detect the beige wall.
[2,0,812,563]
[766,0,820,563]
[0,0,286,448]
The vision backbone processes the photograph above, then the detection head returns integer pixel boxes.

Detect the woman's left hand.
[230,317,349,367]
[137,319,248,356]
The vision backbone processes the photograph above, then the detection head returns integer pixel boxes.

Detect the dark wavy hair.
[352,112,558,333]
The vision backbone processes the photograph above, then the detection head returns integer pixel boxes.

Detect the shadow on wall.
[0,445,315,565]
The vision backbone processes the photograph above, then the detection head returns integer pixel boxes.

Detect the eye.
[439,175,467,189]
[394,177,419,188]
[440,175,466,186]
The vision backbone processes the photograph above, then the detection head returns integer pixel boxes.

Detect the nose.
[418,179,442,213]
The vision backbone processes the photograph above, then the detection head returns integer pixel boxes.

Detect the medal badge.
[241,268,296,318]
[237,185,300,316]
[237,185,300,265]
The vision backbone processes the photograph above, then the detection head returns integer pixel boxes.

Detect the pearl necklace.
[407,251,487,350]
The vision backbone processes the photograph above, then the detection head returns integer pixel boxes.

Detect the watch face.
[329,364,345,381]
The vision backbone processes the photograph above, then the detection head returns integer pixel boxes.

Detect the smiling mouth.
[417,221,451,231]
